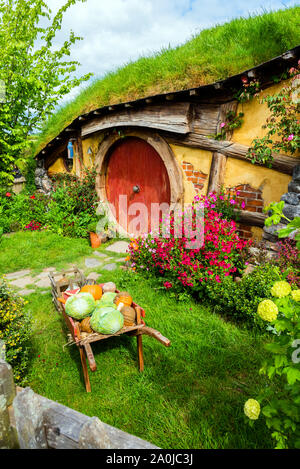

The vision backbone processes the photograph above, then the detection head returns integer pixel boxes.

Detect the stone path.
[4,240,130,296]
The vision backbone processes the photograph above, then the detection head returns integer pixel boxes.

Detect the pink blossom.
[288,134,294,141]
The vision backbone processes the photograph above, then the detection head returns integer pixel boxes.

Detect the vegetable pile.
[64,282,137,335]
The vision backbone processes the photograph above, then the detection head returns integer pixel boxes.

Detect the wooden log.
[207,152,227,195]
[12,387,158,449]
[84,343,97,372]
[81,102,192,137]
[236,210,267,228]
[136,308,144,372]
[166,133,300,175]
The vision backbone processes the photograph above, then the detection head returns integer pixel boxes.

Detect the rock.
[292,164,300,182]
[85,258,102,268]
[34,166,53,195]
[35,277,51,288]
[281,192,300,206]
[288,181,300,194]
[86,272,101,282]
[5,270,32,280]
[105,241,129,254]
[282,203,300,220]
[234,277,242,283]
[243,264,255,276]
[102,263,117,272]
[9,276,36,288]
[19,289,36,296]
[93,252,108,258]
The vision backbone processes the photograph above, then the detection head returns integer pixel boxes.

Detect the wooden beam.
[81,102,192,137]
[237,210,267,228]
[166,133,300,175]
[207,152,227,195]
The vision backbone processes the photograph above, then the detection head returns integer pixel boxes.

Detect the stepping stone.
[102,263,117,272]
[19,289,36,296]
[85,258,102,268]
[9,276,36,289]
[35,277,51,288]
[36,272,50,279]
[5,269,31,280]
[93,252,107,258]
[87,272,102,282]
[105,241,129,254]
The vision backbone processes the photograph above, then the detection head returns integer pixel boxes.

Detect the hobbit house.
[34,45,300,240]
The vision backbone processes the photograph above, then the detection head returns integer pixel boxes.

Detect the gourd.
[80,317,93,333]
[114,291,133,307]
[102,282,116,293]
[121,306,136,326]
[80,284,103,301]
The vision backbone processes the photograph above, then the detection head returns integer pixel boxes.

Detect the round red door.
[106,137,171,236]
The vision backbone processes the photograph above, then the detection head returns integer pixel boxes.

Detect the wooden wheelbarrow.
[54,277,171,392]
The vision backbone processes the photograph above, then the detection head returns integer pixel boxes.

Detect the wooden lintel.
[81,102,192,137]
[237,210,267,228]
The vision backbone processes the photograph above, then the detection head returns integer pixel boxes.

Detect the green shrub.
[244,282,300,449]
[0,277,32,383]
[206,264,283,323]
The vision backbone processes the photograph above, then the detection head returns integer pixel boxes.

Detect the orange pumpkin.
[114,291,133,307]
[80,284,103,301]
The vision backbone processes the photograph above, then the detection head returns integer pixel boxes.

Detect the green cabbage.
[99,292,117,305]
[65,292,96,320]
[90,305,124,334]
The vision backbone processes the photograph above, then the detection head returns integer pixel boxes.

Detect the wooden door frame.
[94,129,184,235]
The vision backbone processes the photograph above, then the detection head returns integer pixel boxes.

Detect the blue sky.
[48,0,298,102]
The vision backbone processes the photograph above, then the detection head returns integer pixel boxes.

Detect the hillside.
[33,6,300,156]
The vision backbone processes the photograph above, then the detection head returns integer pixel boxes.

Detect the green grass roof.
[34,6,300,156]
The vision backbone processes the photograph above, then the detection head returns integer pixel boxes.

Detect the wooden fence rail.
[0,360,158,449]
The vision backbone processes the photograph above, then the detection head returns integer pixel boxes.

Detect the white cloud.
[45,0,297,104]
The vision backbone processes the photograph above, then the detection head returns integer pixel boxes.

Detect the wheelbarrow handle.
[140,326,171,347]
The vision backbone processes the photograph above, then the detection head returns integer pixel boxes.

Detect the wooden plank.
[83,343,97,372]
[207,152,227,195]
[81,102,192,137]
[13,387,158,449]
[191,103,220,136]
[166,133,300,175]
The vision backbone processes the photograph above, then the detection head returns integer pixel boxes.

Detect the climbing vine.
[246,64,300,166]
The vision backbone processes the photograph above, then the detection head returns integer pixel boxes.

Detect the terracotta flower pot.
[89,232,101,249]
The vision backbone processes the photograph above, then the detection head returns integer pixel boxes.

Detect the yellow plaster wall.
[232,79,299,157]
[82,132,105,168]
[47,157,67,175]
[170,144,213,203]
[224,158,290,206]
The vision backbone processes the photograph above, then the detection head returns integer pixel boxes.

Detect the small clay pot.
[90,232,101,249]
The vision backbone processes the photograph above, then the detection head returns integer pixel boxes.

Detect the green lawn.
[2,232,276,448]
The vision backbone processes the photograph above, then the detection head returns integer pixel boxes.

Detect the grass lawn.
[2,232,276,448]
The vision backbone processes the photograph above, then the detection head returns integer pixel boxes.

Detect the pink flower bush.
[24,220,42,231]
[128,195,250,294]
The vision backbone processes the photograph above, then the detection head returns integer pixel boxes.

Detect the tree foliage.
[0,0,92,187]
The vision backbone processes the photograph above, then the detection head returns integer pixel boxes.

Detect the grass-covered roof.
[34,6,300,156]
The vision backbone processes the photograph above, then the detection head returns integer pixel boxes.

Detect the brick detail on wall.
[236,223,253,240]
[229,184,264,214]
[182,161,208,193]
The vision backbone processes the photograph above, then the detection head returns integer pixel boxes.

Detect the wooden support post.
[0,360,18,448]
[207,152,227,195]
[136,308,144,372]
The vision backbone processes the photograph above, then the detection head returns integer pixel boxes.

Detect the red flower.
[30,195,35,200]
[5,192,12,197]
